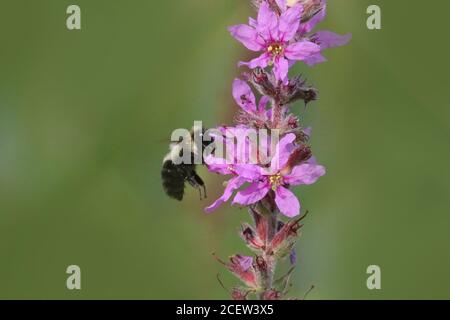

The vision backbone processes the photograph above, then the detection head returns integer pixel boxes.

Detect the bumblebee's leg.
[186,176,202,200]
[186,173,207,200]
[193,173,207,200]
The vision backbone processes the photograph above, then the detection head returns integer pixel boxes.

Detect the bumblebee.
[161,127,213,201]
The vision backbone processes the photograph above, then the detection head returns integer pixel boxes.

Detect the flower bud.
[254,255,271,288]
[285,144,312,170]
[287,115,299,129]
[241,224,265,252]
[250,68,278,98]
[280,75,318,105]
[250,207,269,244]
[215,254,258,288]
[234,110,268,129]
[262,289,282,300]
[252,0,282,15]
[269,217,304,259]
[297,0,326,23]
[231,288,250,300]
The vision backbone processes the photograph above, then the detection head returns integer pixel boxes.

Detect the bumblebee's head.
[191,127,215,150]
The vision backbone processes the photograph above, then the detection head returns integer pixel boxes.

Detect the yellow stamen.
[267,44,283,56]
[287,0,300,7]
[269,174,283,191]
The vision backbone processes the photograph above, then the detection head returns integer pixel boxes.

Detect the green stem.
[272,101,282,128]
[259,210,278,300]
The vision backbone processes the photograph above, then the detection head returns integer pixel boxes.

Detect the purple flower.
[204,124,273,213]
[204,175,247,213]
[293,0,352,65]
[204,126,262,213]
[233,78,271,119]
[232,134,326,217]
[215,254,257,288]
[229,2,320,82]
[204,127,248,213]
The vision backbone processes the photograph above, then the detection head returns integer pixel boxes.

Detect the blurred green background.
[0,0,449,299]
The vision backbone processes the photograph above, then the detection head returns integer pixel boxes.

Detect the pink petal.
[233,164,264,180]
[233,182,270,206]
[306,156,317,165]
[284,164,326,185]
[205,154,231,175]
[228,24,262,51]
[273,56,289,82]
[275,0,287,12]
[285,41,321,61]
[270,133,296,173]
[205,177,246,213]
[232,78,256,112]
[222,127,257,164]
[304,53,327,66]
[314,31,352,49]
[275,186,300,217]
[266,108,272,121]
[279,4,303,41]
[239,53,270,69]
[258,96,270,113]
[255,133,272,166]
[257,2,278,39]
